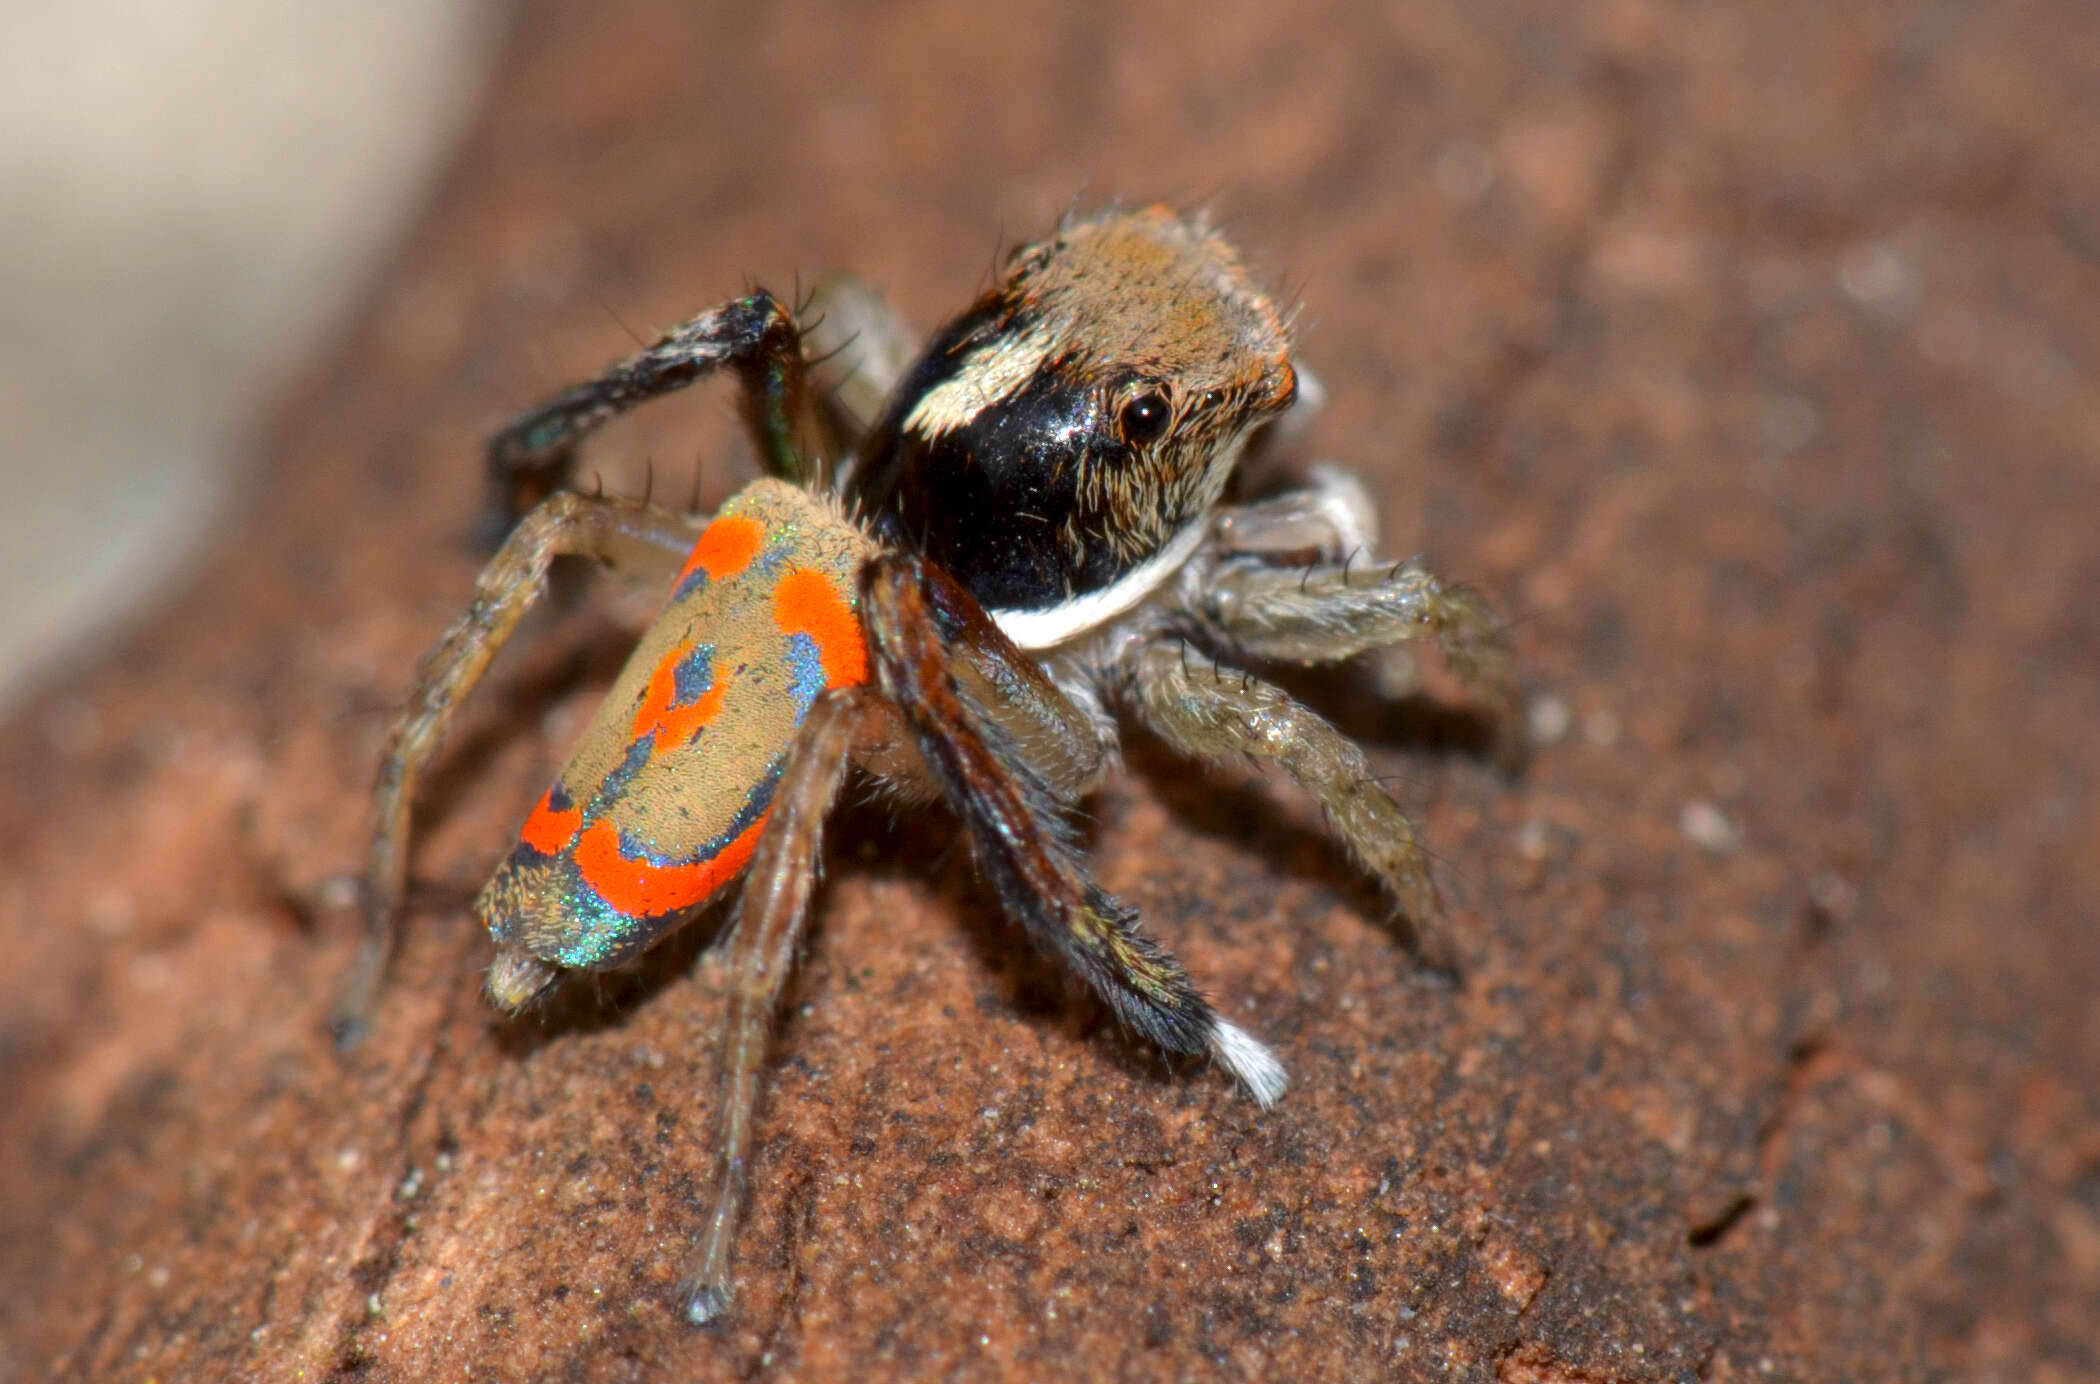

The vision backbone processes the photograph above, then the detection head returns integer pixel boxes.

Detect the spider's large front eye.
[1118,390,1172,447]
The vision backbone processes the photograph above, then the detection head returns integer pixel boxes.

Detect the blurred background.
[0,0,499,710]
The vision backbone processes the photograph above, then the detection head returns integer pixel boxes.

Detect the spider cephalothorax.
[848,207,1298,642]
[338,206,1519,1325]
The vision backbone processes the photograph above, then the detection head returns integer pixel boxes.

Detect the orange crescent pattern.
[519,785,583,856]
[572,815,769,919]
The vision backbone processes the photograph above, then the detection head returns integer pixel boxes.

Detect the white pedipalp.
[1299,461,1381,558]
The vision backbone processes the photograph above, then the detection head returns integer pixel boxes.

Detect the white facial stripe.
[901,326,1055,438]
[987,521,1208,649]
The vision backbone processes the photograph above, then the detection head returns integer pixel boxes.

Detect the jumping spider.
[336,206,1519,1323]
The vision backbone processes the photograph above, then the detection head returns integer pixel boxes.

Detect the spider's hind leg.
[684,686,876,1326]
[337,491,704,1046]
[859,554,1287,1106]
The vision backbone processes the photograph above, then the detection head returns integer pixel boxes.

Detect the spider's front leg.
[483,290,818,529]
[1113,637,1458,973]
[860,554,1288,1102]
[1211,462,1381,567]
[1193,541,1523,767]
[335,491,703,1045]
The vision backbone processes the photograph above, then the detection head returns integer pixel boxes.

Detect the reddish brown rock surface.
[4,2,2096,1379]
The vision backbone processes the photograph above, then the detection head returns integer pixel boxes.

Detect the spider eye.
[1118,390,1172,446]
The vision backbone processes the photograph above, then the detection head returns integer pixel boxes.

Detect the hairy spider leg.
[337,492,704,1046]
[482,291,818,532]
[1118,637,1457,973]
[683,687,877,1326]
[1198,547,1523,770]
[861,554,1288,1105]
[921,559,1114,803]
[682,554,1128,1322]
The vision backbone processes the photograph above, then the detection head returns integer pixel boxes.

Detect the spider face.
[849,207,1298,646]
[340,206,1520,1325]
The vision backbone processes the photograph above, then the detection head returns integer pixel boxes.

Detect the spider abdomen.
[478,479,874,976]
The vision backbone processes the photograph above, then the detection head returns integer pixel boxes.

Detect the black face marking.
[844,209,1297,626]
[851,347,1163,612]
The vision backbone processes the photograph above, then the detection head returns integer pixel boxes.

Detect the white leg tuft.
[1209,1019,1289,1107]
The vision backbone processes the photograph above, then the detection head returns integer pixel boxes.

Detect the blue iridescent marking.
[614,756,785,869]
[543,877,659,969]
[585,737,654,818]
[670,566,709,603]
[783,631,826,715]
[671,642,714,705]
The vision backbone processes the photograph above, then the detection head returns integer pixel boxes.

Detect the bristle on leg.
[1209,1018,1288,1106]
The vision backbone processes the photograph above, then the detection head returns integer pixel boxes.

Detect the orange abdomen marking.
[519,785,583,855]
[677,512,764,586]
[571,814,768,920]
[630,638,730,752]
[772,568,868,688]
